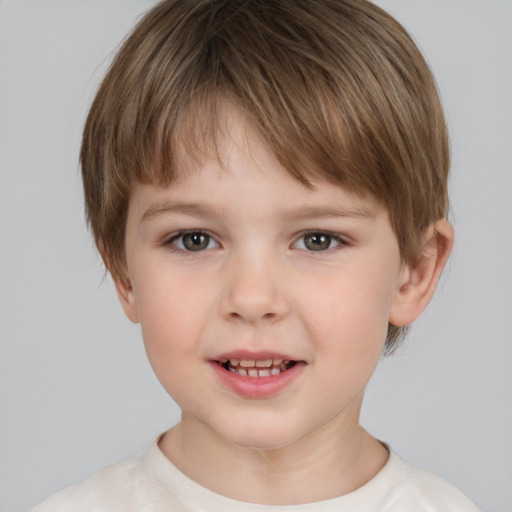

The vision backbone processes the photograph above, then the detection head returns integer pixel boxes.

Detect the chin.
[214,418,307,452]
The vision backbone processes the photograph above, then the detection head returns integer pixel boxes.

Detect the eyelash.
[164,230,220,253]
[163,230,348,253]
[294,230,348,252]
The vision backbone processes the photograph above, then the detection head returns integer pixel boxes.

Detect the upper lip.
[212,350,300,362]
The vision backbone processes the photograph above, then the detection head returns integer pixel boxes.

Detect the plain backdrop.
[1,1,511,511]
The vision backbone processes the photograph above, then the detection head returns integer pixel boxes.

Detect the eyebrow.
[280,205,377,222]
[141,201,223,222]
[140,200,376,223]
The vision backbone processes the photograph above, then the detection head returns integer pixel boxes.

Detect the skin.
[115,105,453,505]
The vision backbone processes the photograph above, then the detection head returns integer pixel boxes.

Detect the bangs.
[144,89,345,190]
[107,0,410,200]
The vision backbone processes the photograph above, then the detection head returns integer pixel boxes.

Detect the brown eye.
[170,231,218,252]
[303,233,333,251]
[182,232,211,251]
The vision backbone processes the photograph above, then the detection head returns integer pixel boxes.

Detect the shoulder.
[30,451,144,512]
[385,452,481,512]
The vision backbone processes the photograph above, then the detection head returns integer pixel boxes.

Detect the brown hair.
[81,0,450,352]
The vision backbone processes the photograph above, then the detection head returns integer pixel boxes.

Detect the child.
[33,0,480,510]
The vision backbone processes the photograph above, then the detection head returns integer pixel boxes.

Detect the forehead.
[165,101,357,195]
[126,101,389,233]
[131,138,382,228]
[132,103,384,218]
[172,101,278,178]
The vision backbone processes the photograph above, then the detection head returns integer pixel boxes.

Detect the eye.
[294,232,343,251]
[168,231,219,252]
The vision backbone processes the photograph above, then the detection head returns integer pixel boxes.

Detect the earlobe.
[113,272,140,324]
[389,220,453,327]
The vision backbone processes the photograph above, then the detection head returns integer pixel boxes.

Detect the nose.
[219,252,289,324]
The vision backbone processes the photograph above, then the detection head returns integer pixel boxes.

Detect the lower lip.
[209,361,305,399]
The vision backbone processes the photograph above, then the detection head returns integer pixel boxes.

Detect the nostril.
[228,311,277,321]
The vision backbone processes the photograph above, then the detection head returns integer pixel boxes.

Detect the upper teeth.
[238,358,283,367]
[223,358,291,377]
[230,358,285,367]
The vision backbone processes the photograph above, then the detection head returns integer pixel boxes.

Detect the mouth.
[218,358,297,377]
[210,354,305,398]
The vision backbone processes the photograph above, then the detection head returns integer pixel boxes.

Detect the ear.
[112,271,140,324]
[97,241,140,323]
[389,220,453,327]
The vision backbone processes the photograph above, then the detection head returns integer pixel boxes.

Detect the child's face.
[118,107,408,451]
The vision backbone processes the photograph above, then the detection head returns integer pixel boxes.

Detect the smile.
[210,354,304,398]
[220,358,296,377]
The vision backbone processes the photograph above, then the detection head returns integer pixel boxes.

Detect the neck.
[158,410,388,505]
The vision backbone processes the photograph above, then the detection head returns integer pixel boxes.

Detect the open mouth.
[218,358,297,378]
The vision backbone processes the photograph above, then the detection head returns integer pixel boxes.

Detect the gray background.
[1,1,511,511]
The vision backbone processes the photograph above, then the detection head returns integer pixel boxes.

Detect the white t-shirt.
[32,438,480,512]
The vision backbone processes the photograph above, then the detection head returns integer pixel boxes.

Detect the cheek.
[302,280,391,405]
[132,269,212,387]
[134,257,206,334]
[299,266,395,356]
